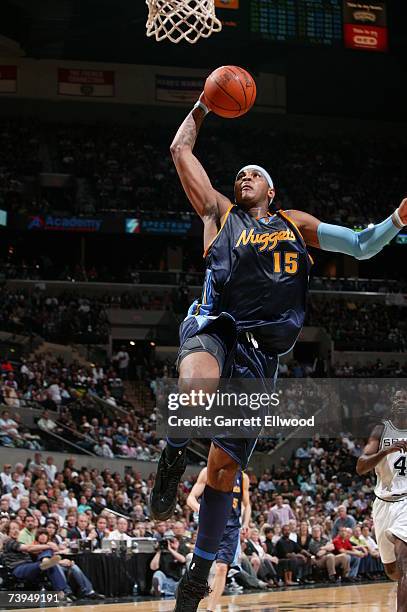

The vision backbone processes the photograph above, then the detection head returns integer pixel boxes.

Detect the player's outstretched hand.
[386,440,407,454]
[398,197,407,225]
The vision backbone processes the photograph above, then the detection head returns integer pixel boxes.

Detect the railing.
[4,273,406,295]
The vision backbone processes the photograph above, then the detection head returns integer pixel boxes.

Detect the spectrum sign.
[27,215,103,232]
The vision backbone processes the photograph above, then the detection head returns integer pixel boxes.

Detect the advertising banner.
[155,75,205,103]
[58,68,115,97]
[343,1,388,51]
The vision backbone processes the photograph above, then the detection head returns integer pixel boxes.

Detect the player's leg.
[394,538,407,612]
[174,444,238,611]
[206,523,240,610]
[206,562,228,611]
[150,337,222,520]
[383,561,401,581]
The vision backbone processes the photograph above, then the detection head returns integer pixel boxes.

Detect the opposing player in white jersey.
[357,390,407,611]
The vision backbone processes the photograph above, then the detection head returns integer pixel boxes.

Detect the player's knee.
[178,372,219,397]
[384,562,401,581]
[215,562,228,577]
[207,445,239,491]
[179,353,220,388]
[395,539,407,572]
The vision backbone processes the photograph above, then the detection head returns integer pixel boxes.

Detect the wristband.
[193,100,210,116]
[393,207,406,228]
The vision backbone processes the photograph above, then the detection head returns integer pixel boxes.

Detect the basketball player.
[150,91,407,611]
[187,467,250,611]
[357,390,407,612]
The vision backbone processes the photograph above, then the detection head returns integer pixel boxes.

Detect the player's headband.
[236,165,274,190]
[236,165,275,205]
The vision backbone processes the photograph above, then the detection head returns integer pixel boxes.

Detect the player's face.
[234,170,274,209]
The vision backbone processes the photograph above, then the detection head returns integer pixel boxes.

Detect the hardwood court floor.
[15,582,397,612]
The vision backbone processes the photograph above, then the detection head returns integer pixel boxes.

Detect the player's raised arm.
[285,198,407,258]
[356,424,407,475]
[170,95,231,224]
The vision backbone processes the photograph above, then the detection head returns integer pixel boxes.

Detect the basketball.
[204,65,257,119]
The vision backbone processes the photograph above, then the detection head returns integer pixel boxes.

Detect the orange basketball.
[204,65,257,119]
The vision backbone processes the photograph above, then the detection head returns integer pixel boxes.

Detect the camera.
[158,537,173,551]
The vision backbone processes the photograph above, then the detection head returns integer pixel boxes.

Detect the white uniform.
[373,420,407,564]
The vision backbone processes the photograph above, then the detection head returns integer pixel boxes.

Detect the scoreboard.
[215,0,388,50]
[250,0,343,46]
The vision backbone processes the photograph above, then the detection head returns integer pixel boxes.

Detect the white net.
[146,0,222,44]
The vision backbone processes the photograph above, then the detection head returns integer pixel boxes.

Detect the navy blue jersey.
[228,469,243,527]
[185,206,312,356]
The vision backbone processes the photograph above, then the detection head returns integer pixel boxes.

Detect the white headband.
[236,164,274,189]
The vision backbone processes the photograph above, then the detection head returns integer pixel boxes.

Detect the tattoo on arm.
[171,108,206,151]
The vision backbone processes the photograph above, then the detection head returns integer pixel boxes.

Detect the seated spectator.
[150,534,188,597]
[36,529,104,599]
[37,410,62,434]
[3,486,21,513]
[258,473,276,495]
[333,526,365,579]
[0,463,13,492]
[332,505,357,537]
[67,513,91,541]
[309,524,350,583]
[2,520,72,601]
[18,514,37,545]
[235,538,270,590]
[275,525,313,585]
[107,517,132,547]
[0,497,11,519]
[0,516,10,550]
[0,409,20,445]
[93,515,109,548]
[245,527,280,587]
[360,524,384,578]
[45,521,65,548]
[350,525,381,579]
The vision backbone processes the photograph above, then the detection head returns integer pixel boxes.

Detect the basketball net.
[146,0,222,44]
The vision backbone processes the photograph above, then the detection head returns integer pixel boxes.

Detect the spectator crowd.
[2,117,407,227]
[0,352,164,461]
[0,431,387,599]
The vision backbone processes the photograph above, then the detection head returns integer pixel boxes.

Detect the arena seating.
[1,118,407,224]
[0,434,385,598]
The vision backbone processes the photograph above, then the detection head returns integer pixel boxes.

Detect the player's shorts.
[177,315,278,469]
[216,522,241,566]
[372,496,407,564]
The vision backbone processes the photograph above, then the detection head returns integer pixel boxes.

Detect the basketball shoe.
[173,569,210,612]
[150,446,187,520]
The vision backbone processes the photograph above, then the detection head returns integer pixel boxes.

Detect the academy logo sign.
[27,215,103,232]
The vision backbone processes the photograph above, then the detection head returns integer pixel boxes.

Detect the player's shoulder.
[369,422,386,440]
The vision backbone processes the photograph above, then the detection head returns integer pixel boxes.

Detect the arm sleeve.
[317,214,400,260]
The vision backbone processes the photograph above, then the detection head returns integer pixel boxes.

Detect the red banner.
[0,66,17,93]
[58,69,115,97]
[215,0,239,8]
[343,1,388,52]
[344,24,388,52]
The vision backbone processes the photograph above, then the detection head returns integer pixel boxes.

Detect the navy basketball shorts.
[216,522,241,566]
[177,318,278,469]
